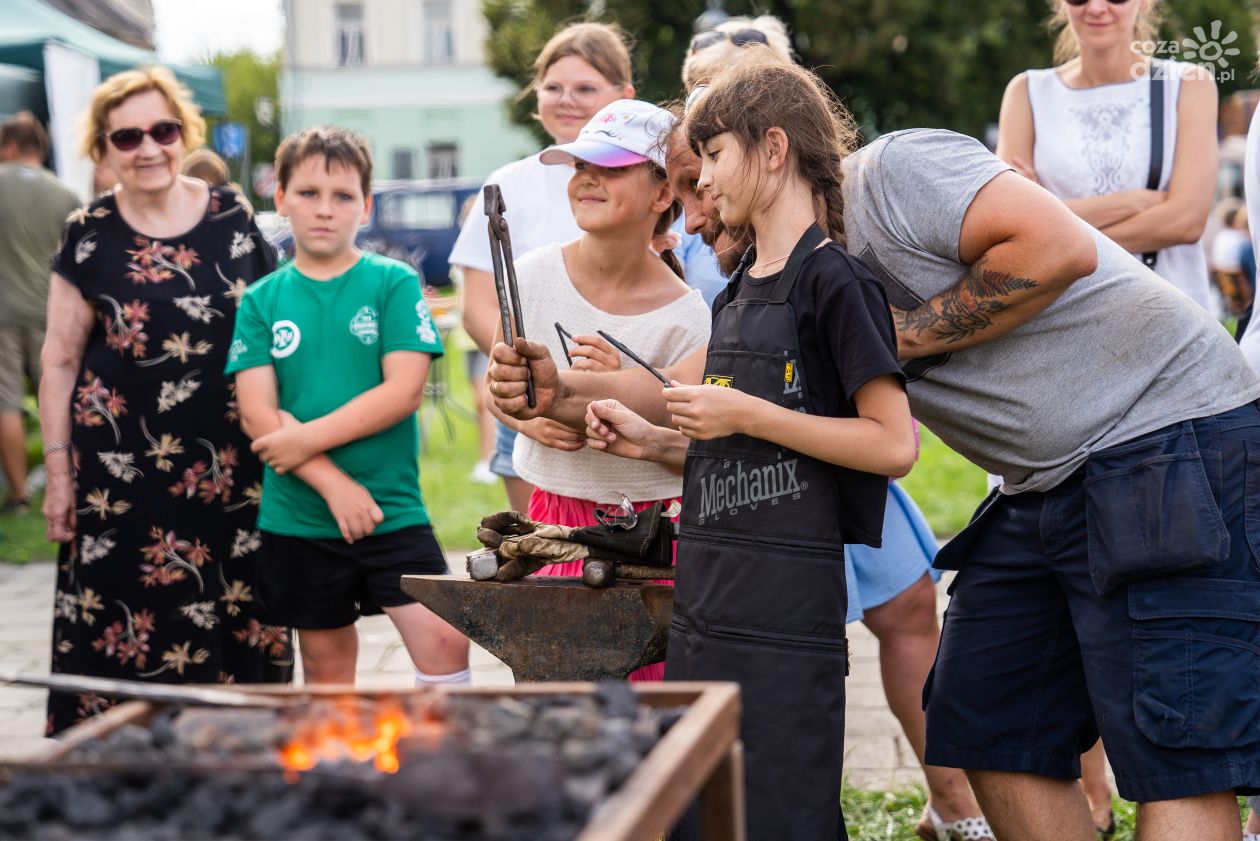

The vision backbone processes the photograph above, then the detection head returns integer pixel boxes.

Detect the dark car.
[269,178,481,287]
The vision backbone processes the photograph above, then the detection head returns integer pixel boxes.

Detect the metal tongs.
[484,184,534,408]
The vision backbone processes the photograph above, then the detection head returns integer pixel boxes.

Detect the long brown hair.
[1046,0,1163,65]
[685,49,860,247]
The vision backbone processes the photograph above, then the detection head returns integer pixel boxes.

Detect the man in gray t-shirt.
[489,128,1260,840]
[0,113,81,509]
[844,129,1260,492]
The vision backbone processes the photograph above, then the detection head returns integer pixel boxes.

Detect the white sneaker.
[470,460,496,485]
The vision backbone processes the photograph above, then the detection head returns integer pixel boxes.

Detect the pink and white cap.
[539,100,676,169]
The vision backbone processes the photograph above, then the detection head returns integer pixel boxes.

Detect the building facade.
[280,0,537,182]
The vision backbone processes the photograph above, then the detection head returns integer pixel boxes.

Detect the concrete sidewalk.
[0,559,927,790]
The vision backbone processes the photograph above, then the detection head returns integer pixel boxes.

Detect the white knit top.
[511,243,712,502]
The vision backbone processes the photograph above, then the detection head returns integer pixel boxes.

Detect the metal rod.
[596,330,671,386]
[0,671,286,708]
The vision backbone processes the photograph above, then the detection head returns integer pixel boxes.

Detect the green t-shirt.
[225,252,443,538]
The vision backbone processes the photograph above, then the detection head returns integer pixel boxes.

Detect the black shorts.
[256,524,449,629]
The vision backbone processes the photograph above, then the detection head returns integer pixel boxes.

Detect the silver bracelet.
[42,441,71,456]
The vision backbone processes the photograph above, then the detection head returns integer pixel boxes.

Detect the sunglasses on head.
[104,119,182,152]
[1063,0,1130,5]
[684,84,710,117]
[689,28,770,54]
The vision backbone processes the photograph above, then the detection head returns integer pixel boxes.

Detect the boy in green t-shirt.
[226,126,469,686]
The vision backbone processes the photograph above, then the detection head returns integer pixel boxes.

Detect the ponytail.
[649,162,686,279]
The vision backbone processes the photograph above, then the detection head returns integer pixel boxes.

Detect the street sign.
[253,164,276,198]
[213,122,246,159]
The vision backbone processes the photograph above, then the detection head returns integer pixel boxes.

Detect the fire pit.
[1,683,742,841]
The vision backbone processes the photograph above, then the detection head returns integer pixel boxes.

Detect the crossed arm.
[997,70,1216,254]
[234,350,431,541]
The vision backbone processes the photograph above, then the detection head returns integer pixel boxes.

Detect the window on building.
[378,191,456,230]
[428,143,458,180]
[423,0,454,65]
[336,3,366,67]
[393,148,416,180]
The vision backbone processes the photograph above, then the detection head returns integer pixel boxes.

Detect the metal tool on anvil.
[401,575,673,682]
[0,670,287,708]
[484,183,535,408]
[470,502,677,587]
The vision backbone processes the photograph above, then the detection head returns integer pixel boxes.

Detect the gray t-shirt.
[842,128,1260,492]
[0,162,81,328]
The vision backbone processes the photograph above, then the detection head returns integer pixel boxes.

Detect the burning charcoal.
[173,708,286,755]
[461,696,533,745]
[96,722,155,756]
[593,681,639,719]
[147,710,178,749]
[245,788,307,839]
[61,787,117,828]
[175,783,232,838]
[562,768,611,808]
[377,749,563,822]
[534,704,595,743]
[657,706,685,733]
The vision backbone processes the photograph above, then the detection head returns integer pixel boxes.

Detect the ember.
[276,696,440,775]
[0,683,687,841]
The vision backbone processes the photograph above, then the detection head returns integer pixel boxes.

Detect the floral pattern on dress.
[47,186,292,735]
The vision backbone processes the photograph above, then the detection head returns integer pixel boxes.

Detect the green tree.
[205,50,280,207]
[483,0,1259,143]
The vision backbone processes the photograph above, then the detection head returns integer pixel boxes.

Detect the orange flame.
[277,698,423,776]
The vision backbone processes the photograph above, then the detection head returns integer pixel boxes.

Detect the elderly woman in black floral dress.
[38,67,292,734]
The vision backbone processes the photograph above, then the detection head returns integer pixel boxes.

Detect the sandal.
[915,806,996,841]
[1243,834,1260,841]
[3,497,29,514]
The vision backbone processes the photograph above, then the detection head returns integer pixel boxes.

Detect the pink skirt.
[527,488,678,682]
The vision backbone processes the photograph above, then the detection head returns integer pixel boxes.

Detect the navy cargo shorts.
[923,401,1260,802]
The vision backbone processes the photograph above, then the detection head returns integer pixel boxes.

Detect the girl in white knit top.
[489,100,711,679]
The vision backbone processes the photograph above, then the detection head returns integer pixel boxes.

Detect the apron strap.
[715,224,827,313]
[770,223,827,304]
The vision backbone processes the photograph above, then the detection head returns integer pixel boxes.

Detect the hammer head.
[483,184,505,217]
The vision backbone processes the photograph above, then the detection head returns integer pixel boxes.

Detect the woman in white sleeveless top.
[997,0,1217,314]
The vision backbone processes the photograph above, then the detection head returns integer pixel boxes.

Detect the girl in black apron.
[587,53,915,839]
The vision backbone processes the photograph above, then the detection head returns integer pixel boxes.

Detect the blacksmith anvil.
[400,576,673,682]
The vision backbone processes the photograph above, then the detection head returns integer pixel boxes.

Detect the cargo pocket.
[1245,441,1260,575]
[1130,578,1260,749]
[1084,424,1229,595]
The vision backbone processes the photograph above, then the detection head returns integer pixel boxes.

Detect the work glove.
[471,502,677,582]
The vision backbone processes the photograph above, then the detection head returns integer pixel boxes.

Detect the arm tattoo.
[893,257,1038,344]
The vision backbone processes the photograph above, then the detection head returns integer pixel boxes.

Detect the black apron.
[666,224,851,841]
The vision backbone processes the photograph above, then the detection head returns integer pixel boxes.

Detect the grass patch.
[0,494,56,564]
[418,342,507,553]
[841,783,1248,840]
[899,427,988,538]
